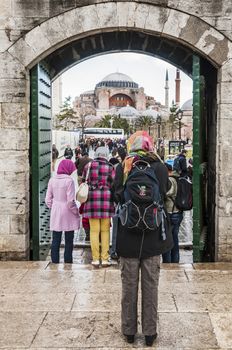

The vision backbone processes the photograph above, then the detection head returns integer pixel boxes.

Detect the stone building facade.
[73,72,162,123]
[0,1,232,261]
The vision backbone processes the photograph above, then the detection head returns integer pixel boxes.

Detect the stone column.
[0,52,30,259]
[216,59,232,261]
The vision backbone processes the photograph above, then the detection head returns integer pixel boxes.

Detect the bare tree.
[75,104,95,139]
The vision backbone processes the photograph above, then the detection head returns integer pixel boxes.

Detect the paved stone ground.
[1,248,232,349]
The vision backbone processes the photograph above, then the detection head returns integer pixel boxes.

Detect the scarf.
[57,159,76,175]
[123,131,162,183]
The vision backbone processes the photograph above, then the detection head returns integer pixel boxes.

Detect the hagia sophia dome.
[96,72,139,89]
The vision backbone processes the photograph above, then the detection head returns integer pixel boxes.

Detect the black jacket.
[178,154,188,176]
[113,156,173,259]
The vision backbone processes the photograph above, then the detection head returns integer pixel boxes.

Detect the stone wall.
[1,1,232,260]
[1,1,232,52]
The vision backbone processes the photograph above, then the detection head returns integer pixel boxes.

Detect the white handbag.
[76,162,91,203]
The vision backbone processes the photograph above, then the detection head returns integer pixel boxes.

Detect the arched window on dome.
[109,94,134,108]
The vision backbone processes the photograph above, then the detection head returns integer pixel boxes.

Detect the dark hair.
[118,147,127,161]
[109,157,120,166]
[181,149,187,154]
[82,151,89,157]
[165,163,173,171]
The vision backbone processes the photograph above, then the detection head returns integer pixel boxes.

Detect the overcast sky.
[61,52,193,107]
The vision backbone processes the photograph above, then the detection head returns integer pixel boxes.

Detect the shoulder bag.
[76,162,91,203]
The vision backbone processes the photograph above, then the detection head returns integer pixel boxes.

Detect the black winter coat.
[113,156,173,259]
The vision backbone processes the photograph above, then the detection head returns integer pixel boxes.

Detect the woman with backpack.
[113,131,173,347]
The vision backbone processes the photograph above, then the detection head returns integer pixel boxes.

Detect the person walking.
[64,145,73,160]
[162,163,183,263]
[81,146,115,267]
[110,146,127,260]
[113,131,173,347]
[157,141,165,161]
[173,149,188,176]
[76,152,92,185]
[52,144,59,171]
[45,159,80,263]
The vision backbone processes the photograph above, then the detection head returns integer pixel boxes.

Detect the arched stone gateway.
[1,1,232,261]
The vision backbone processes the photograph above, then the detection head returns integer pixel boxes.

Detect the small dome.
[117,105,139,118]
[181,99,193,111]
[142,109,159,119]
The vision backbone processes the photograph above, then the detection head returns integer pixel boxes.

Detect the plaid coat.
[82,157,115,218]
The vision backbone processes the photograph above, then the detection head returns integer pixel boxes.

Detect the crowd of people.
[46,132,192,347]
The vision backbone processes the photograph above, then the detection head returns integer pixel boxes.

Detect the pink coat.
[45,174,80,231]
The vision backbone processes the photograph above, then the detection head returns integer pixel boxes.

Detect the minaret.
[175,68,181,107]
[165,69,169,108]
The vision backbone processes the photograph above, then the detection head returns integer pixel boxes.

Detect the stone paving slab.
[174,293,232,312]
[0,261,49,269]
[0,311,46,348]
[0,293,76,312]
[193,263,232,270]
[186,270,232,283]
[159,281,232,294]
[210,313,232,349]
[29,311,218,348]
[158,312,218,348]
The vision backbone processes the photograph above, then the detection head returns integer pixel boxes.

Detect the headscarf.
[123,131,161,183]
[127,130,154,153]
[57,159,76,175]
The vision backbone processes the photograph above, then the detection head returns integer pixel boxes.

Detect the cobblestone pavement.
[1,248,232,349]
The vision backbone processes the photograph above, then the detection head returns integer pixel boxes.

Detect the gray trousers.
[120,255,160,335]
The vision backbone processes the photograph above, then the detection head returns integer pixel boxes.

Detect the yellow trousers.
[89,218,110,261]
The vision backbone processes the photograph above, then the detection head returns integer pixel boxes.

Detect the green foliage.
[135,115,155,129]
[95,115,111,128]
[95,115,130,134]
[56,96,76,130]
[112,116,130,134]
[168,103,184,139]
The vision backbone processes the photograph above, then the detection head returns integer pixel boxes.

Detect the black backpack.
[119,160,167,240]
[172,176,193,211]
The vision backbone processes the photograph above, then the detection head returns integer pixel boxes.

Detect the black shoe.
[85,234,90,242]
[145,333,157,346]
[124,334,135,343]
[110,252,118,260]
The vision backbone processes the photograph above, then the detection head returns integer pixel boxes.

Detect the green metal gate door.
[192,55,207,262]
[30,62,52,260]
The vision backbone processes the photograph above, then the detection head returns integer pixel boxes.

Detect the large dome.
[96,72,138,89]
[101,72,133,82]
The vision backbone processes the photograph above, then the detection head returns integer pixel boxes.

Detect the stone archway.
[1,2,232,261]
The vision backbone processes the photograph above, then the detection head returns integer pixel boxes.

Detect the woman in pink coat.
[45,159,80,263]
